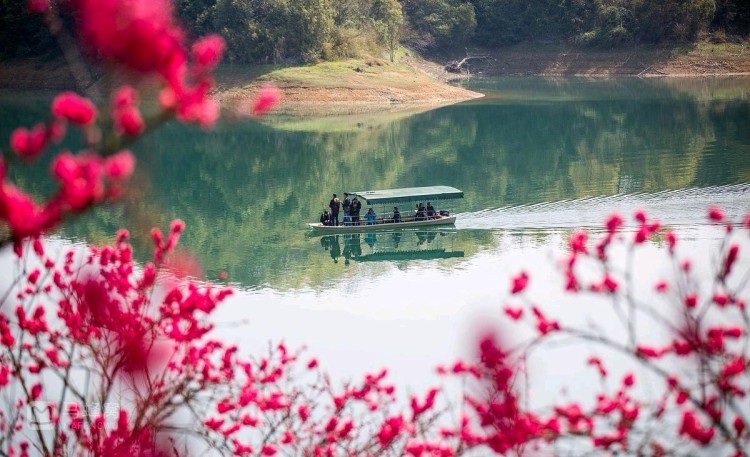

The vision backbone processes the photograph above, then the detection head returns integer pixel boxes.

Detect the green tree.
[712,0,750,36]
[175,0,218,36]
[637,0,716,42]
[295,0,336,61]
[371,0,404,62]
[401,0,477,49]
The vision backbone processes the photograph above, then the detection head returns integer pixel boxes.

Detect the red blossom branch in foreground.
[0,222,457,456]
[1,0,280,250]
[3,209,748,456]
[488,208,750,456]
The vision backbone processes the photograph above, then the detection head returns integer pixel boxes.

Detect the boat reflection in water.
[318,229,464,265]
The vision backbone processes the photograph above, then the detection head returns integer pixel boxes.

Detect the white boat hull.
[308,216,457,233]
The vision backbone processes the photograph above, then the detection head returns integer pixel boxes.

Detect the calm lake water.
[2,77,750,405]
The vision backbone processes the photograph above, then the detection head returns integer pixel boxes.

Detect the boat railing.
[336,208,452,226]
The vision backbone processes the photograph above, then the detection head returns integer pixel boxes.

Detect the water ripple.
[456,184,750,231]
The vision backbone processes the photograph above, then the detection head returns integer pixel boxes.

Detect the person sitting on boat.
[425,202,436,219]
[391,206,401,223]
[415,203,426,221]
[320,209,332,226]
[366,208,377,225]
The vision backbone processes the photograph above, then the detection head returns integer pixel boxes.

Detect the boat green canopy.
[350,186,463,205]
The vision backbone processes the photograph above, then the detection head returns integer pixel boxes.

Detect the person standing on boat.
[329,194,341,226]
[366,208,377,225]
[342,193,352,226]
[351,197,362,224]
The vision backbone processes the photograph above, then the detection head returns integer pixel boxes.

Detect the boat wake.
[455,184,750,231]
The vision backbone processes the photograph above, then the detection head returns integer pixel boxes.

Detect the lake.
[1,76,749,403]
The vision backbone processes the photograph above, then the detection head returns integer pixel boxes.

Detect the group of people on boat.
[321,193,362,226]
[414,202,437,220]
[319,193,443,227]
[384,202,437,223]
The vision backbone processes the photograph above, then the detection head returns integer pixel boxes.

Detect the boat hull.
[308,216,457,233]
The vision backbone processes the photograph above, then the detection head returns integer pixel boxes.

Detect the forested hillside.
[1,0,748,63]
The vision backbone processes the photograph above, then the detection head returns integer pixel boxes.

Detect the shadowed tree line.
[2,0,748,62]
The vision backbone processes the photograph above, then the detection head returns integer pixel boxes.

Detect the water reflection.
[318,230,464,265]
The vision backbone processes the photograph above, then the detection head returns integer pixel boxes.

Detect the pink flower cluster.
[0,224,459,456]
[4,0,282,249]
[2,130,134,244]
[496,208,750,455]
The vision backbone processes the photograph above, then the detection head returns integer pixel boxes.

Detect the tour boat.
[308,186,463,233]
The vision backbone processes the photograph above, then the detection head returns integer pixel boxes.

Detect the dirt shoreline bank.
[1,42,748,116]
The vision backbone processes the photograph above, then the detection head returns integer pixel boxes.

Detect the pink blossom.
[673,340,694,356]
[722,244,739,279]
[10,124,49,160]
[570,230,588,254]
[735,417,746,435]
[113,85,139,107]
[637,345,667,359]
[378,415,406,447]
[503,306,523,320]
[713,293,730,307]
[74,0,186,78]
[31,383,42,400]
[170,83,221,129]
[298,404,310,422]
[233,439,253,454]
[721,357,746,378]
[666,230,677,252]
[52,92,97,126]
[251,84,281,117]
[510,271,529,294]
[410,387,439,420]
[105,150,136,179]
[261,444,278,456]
[708,206,725,222]
[679,410,715,445]
[0,181,60,239]
[51,152,106,211]
[192,34,225,71]
[28,0,50,13]
[587,356,608,377]
[114,105,145,136]
[602,274,619,293]
[606,213,624,233]
[204,417,224,430]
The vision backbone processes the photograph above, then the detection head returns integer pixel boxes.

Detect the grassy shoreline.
[1,42,748,117]
[216,57,483,116]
